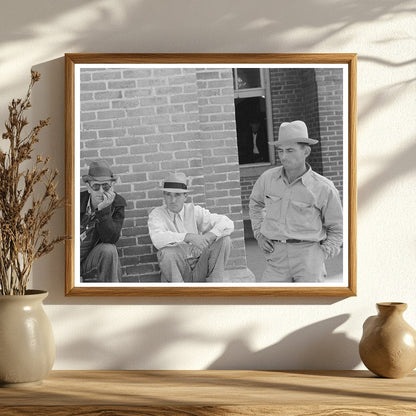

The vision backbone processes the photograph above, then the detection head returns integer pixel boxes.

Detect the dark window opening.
[235,96,269,164]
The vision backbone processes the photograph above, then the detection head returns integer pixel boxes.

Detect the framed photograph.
[65,53,356,296]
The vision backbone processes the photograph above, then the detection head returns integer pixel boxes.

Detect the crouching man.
[80,159,126,282]
[148,173,234,283]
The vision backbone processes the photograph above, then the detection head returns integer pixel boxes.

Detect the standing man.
[80,159,126,282]
[148,172,234,283]
[249,120,343,282]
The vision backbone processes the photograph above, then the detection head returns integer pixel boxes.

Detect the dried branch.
[0,71,67,295]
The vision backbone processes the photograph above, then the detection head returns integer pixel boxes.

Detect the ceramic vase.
[359,302,416,378]
[0,290,55,387]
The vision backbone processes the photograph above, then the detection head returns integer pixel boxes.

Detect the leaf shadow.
[208,314,360,370]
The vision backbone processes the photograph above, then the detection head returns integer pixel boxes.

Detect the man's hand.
[184,233,209,250]
[203,232,217,245]
[184,232,216,251]
[257,233,274,253]
[189,245,202,258]
[96,190,116,211]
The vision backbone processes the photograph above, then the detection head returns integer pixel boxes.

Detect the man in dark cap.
[249,120,343,282]
[80,159,126,282]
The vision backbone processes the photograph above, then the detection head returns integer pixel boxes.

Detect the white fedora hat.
[271,120,318,146]
[161,172,190,193]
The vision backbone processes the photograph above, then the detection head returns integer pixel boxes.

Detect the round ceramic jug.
[359,302,416,378]
[0,290,55,387]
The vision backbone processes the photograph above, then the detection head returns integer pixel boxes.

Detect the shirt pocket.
[264,194,283,221]
[289,199,320,232]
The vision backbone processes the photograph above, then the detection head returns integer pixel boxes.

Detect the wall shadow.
[0,0,414,97]
[53,310,359,371]
[54,310,213,369]
[1,0,413,57]
[15,2,416,307]
[207,314,360,370]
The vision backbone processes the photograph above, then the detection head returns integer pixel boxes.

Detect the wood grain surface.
[1,370,415,415]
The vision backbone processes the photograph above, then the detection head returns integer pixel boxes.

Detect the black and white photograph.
[65,54,356,296]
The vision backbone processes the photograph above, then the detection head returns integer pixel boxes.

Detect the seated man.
[148,172,234,283]
[80,159,126,282]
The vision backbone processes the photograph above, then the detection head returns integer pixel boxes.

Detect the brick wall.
[196,69,247,269]
[79,67,247,282]
[315,69,344,199]
[240,177,254,210]
[269,68,324,174]
[302,69,323,175]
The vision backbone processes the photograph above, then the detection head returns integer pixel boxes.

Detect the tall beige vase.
[359,302,416,378]
[0,290,55,387]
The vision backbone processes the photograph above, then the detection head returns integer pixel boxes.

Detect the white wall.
[1,0,415,370]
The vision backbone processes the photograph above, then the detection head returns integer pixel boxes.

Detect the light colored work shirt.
[148,203,234,250]
[249,166,343,258]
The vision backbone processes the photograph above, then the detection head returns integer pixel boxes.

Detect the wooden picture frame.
[65,53,357,296]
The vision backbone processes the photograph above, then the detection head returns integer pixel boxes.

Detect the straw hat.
[161,172,189,193]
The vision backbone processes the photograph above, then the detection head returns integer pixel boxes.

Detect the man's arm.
[181,205,234,251]
[196,205,234,240]
[249,175,267,241]
[249,175,274,253]
[320,187,343,259]
[94,194,126,244]
[148,209,187,250]
[183,232,213,251]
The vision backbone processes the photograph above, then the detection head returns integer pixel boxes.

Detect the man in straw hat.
[249,120,343,282]
[148,172,234,283]
[80,159,127,282]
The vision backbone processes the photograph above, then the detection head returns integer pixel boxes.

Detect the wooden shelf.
[1,370,415,415]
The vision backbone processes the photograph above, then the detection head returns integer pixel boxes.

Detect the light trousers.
[261,241,327,282]
[157,236,231,283]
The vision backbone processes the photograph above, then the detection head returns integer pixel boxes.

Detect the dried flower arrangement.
[0,71,66,295]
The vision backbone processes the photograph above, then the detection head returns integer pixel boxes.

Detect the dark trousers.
[81,243,121,282]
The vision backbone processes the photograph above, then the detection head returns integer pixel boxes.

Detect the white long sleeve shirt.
[148,203,234,250]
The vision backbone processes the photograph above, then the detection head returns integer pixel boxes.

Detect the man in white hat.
[80,159,126,282]
[249,120,343,282]
[148,172,234,283]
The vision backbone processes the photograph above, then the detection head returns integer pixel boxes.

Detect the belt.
[272,239,308,244]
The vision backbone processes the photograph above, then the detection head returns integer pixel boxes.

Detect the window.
[233,68,274,165]
[235,68,262,92]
